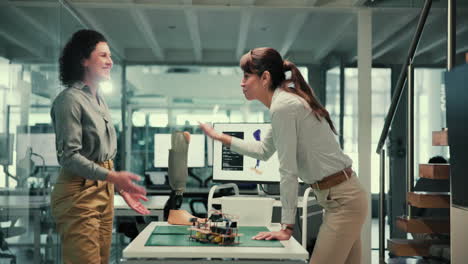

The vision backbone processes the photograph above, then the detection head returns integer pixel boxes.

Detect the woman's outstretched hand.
[198,122,219,140]
[252,230,292,241]
[199,122,232,146]
[120,191,150,215]
[107,171,147,195]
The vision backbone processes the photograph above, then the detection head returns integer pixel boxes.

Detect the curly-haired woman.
[51,29,149,264]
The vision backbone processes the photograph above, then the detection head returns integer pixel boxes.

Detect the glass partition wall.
[124,65,308,186]
[0,2,62,263]
[0,2,125,263]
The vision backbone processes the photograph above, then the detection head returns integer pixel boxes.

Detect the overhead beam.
[6,1,463,11]
[304,0,319,6]
[373,12,443,61]
[280,11,309,57]
[372,26,414,60]
[236,8,253,59]
[353,0,368,6]
[348,11,419,63]
[415,22,468,57]
[183,1,202,62]
[313,16,354,62]
[128,6,164,61]
[7,4,60,45]
[4,0,59,8]
[0,29,44,59]
[434,43,468,63]
[61,0,125,61]
[373,11,418,50]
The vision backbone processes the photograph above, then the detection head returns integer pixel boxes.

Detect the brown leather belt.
[96,160,114,170]
[310,167,353,190]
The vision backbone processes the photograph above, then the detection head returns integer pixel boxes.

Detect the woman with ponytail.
[200,47,367,264]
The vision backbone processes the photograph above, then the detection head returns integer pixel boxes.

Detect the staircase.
[388,129,450,261]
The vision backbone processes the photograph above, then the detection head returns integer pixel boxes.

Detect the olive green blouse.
[51,82,117,180]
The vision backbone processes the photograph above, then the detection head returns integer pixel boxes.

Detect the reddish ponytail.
[282,60,337,134]
[240,47,337,134]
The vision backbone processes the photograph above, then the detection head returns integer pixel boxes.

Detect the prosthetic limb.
[164,131,196,223]
[167,209,200,225]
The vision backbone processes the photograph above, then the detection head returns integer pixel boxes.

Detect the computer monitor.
[153,134,205,168]
[0,134,14,166]
[16,133,59,167]
[213,123,282,183]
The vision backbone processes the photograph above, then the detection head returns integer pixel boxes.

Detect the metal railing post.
[407,61,415,218]
[379,149,386,263]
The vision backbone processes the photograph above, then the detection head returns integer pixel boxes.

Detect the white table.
[0,195,50,264]
[113,195,170,262]
[114,195,170,219]
[121,222,309,264]
[208,184,320,249]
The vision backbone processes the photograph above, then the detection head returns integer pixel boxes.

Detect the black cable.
[188,168,203,187]
[203,176,212,187]
[258,184,275,195]
[30,152,46,177]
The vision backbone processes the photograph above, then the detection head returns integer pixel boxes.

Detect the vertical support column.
[120,62,127,170]
[358,8,372,264]
[447,0,456,70]
[407,62,414,218]
[379,149,386,263]
[306,64,326,105]
[167,96,175,127]
[125,105,133,172]
[4,105,11,188]
[389,64,407,239]
[339,60,345,149]
[19,79,31,130]
[144,113,150,171]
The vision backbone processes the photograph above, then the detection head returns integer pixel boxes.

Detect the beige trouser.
[51,164,114,264]
[310,173,368,264]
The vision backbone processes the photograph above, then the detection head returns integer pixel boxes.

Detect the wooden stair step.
[388,239,449,257]
[396,216,450,234]
[419,163,450,180]
[407,192,450,208]
[432,129,448,146]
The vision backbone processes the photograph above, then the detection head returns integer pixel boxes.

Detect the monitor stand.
[257,184,266,196]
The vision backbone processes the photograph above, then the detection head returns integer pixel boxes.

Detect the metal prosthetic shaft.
[166,131,190,211]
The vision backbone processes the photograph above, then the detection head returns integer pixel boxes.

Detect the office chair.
[0,225,26,264]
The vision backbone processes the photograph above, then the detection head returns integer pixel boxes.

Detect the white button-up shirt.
[230,88,352,224]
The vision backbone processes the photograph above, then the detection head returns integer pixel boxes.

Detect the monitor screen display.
[213,123,282,183]
[154,134,205,168]
[16,133,59,167]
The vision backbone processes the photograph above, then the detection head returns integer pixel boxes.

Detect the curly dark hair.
[59,29,107,87]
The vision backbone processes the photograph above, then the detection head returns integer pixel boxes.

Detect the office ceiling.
[0,0,468,68]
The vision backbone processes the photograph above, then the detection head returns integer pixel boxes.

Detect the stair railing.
[375,0,433,262]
